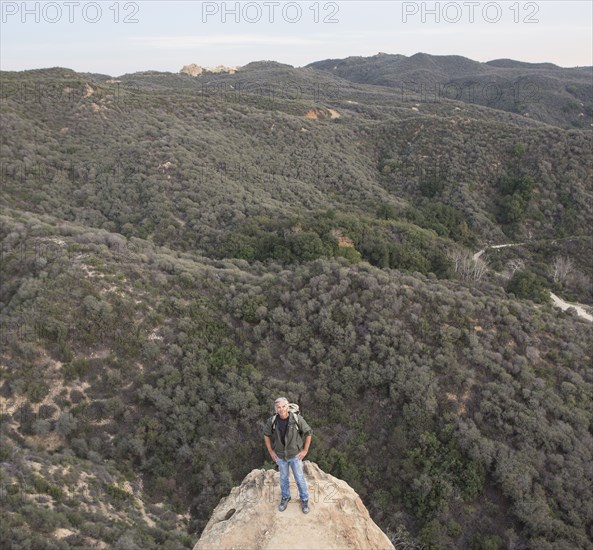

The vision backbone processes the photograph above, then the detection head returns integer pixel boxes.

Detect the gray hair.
[274,397,288,405]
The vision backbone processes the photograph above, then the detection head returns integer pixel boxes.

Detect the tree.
[506,270,550,303]
[448,250,488,281]
[504,258,525,278]
[550,256,574,284]
[498,193,528,224]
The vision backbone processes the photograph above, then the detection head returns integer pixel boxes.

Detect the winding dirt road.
[474,243,592,323]
[550,293,593,322]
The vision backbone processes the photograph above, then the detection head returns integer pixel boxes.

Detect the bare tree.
[448,249,488,281]
[550,256,574,283]
[500,258,525,279]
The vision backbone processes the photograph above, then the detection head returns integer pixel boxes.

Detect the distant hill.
[308,52,593,129]
[485,59,560,70]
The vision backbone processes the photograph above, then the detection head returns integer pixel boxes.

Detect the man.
[263,397,313,514]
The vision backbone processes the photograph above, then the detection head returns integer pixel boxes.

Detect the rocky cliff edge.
[194,461,394,550]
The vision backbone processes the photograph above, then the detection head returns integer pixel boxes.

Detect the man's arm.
[299,416,313,438]
[264,435,278,463]
[296,416,312,461]
[296,434,311,461]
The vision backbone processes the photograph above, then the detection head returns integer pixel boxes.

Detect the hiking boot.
[278,496,291,512]
[301,500,309,514]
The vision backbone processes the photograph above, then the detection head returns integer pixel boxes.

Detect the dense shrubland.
[1,216,592,548]
[1,63,591,548]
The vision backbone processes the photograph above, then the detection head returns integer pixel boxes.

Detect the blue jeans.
[277,456,309,502]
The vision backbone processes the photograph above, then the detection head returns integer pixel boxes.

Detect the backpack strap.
[292,412,301,432]
[271,414,278,433]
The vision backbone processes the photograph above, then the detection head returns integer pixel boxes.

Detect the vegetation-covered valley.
[1,55,592,549]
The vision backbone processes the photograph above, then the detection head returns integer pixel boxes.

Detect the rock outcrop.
[304,107,341,120]
[180,64,239,77]
[194,461,394,550]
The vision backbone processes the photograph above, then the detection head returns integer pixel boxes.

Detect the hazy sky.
[1,1,591,75]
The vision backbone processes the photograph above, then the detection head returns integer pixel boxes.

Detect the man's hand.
[264,435,277,462]
[296,450,307,461]
[297,435,312,461]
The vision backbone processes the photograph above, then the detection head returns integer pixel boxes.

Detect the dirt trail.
[472,242,524,261]
[550,293,593,322]
[474,243,592,323]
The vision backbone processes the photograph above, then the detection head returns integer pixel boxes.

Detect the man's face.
[275,401,289,419]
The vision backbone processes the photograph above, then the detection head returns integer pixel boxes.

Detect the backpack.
[271,402,301,434]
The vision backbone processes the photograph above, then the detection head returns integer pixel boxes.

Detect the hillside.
[2,66,591,294]
[1,55,592,549]
[308,52,593,129]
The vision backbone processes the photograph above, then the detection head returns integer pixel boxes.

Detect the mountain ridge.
[307,52,593,129]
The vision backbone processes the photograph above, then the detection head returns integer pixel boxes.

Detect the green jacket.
[263,413,313,460]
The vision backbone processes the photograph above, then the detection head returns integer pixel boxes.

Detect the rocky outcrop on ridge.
[194,461,394,550]
[180,64,239,77]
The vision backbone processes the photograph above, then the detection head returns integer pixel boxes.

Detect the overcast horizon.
[1,1,592,76]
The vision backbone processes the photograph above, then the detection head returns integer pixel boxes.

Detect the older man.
[263,397,313,513]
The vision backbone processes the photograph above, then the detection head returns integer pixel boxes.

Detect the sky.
[1,1,592,75]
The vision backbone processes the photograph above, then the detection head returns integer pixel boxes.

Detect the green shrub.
[507,270,550,303]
